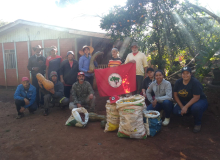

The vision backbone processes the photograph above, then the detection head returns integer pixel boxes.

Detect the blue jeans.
[173,99,208,125]
[147,100,173,118]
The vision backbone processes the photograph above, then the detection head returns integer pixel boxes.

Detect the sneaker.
[162,118,170,126]
[16,113,24,119]
[193,125,201,133]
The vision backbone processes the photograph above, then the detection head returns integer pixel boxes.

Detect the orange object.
[36,73,54,93]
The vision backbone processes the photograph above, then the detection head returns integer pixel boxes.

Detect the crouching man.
[14,77,37,119]
[70,72,95,112]
[39,71,69,116]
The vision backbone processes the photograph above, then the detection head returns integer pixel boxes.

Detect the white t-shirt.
[125,52,148,76]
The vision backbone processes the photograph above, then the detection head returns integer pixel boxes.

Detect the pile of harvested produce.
[116,95,147,139]
[65,107,89,127]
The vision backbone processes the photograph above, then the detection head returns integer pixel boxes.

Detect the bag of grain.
[116,95,147,139]
[143,110,162,137]
[104,96,120,132]
[65,107,89,127]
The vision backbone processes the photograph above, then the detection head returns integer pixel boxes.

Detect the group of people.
[14,45,97,117]
[14,42,208,133]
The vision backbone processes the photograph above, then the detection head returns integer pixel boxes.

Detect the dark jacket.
[14,84,36,108]
[27,55,46,76]
[41,81,64,99]
[60,59,79,85]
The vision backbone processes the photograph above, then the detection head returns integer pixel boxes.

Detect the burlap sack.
[104,100,120,132]
[116,95,147,139]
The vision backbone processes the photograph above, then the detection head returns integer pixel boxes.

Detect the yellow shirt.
[125,52,148,76]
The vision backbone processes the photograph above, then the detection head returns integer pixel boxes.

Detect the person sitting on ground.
[39,71,69,116]
[60,51,79,98]
[108,48,123,67]
[146,70,173,126]
[14,77,37,119]
[79,45,98,86]
[70,72,95,112]
[173,66,208,133]
[142,68,155,106]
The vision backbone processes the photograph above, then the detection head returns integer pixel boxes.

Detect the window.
[4,50,16,69]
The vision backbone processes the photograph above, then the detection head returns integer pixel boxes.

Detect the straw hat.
[79,45,94,56]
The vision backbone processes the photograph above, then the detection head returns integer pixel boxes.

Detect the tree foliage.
[100,0,220,74]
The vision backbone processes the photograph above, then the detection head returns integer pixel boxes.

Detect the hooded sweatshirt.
[146,79,172,103]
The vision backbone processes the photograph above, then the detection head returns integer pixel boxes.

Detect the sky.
[0,0,219,33]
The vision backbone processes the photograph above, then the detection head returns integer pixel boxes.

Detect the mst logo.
[108,73,122,88]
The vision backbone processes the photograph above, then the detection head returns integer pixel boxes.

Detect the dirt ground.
[0,88,220,160]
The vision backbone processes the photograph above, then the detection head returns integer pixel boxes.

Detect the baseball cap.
[109,95,120,104]
[67,51,74,56]
[22,77,29,82]
[50,46,57,51]
[146,68,154,73]
[131,42,139,48]
[181,66,191,73]
[50,71,58,78]
[78,72,85,76]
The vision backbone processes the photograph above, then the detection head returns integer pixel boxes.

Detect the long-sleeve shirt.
[71,81,94,104]
[14,84,36,108]
[79,55,98,77]
[124,51,148,76]
[27,54,46,76]
[59,59,79,85]
[146,79,172,103]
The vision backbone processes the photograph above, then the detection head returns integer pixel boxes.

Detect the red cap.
[22,77,29,82]
[78,72,85,76]
[109,95,120,104]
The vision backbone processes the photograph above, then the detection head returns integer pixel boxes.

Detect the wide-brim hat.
[79,45,94,56]
[33,45,44,51]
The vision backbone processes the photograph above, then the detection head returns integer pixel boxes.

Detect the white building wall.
[0,24,82,43]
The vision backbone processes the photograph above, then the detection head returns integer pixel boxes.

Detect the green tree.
[100,0,220,72]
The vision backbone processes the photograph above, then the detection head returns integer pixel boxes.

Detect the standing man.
[14,77,37,119]
[39,71,69,116]
[125,42,148,94]
[46,46,63,80]
[60,51,79,98]
[70,72,95,112]
[27,45,46,107]
[79,45,98,87]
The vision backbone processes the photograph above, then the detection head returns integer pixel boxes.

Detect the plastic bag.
[143,110,162,137]
[65,107,89,127]
[116,95,147,139]
[104,100,120,132]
